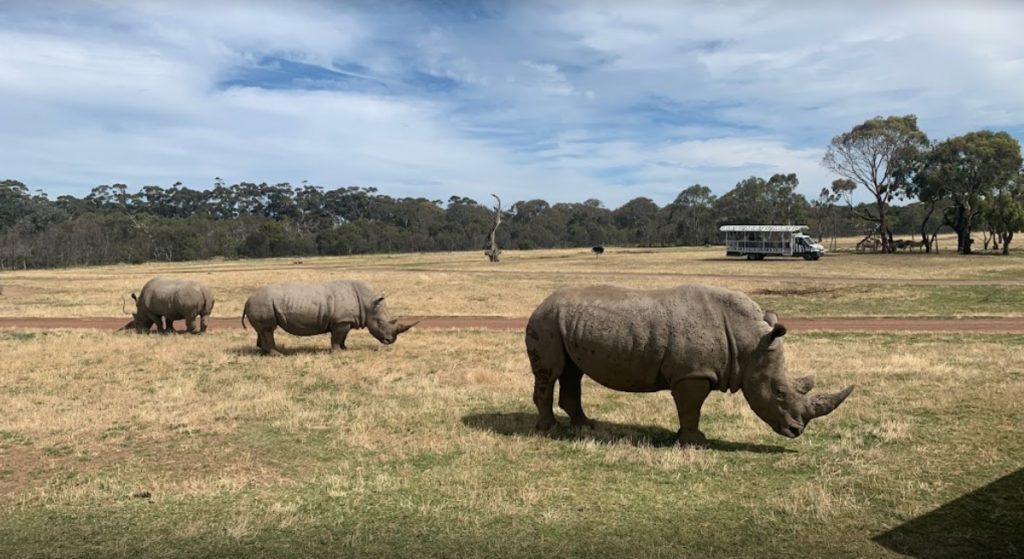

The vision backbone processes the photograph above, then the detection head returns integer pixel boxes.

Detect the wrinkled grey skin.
[241,280,417,355]
[122,277,215,334]
[525,284,854,447]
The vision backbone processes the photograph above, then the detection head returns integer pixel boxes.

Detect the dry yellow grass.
[0,326,1021,556]
[2,245,1023,320]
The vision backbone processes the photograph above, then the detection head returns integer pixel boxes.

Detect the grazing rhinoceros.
[525,284,854,446]
[122,277,215,334]
[241,280,417,355]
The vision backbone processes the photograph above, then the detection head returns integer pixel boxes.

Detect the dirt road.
[2,316,1024,332]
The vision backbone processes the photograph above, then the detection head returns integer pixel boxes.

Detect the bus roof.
[719,225,809,233]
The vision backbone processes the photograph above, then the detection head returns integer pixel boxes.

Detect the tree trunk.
[1002,232,1013,255]
[919,202,935,253]
[485,194,502,263]
[877,198,891,252]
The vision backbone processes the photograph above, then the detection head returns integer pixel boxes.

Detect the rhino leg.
[330,324,352,352]
[257,328,284,356]
[200,315,208,333]
[150,313,167,334]
[558,360,593,428]
[526,328,563,431]
[671,379,712,448]
[184,315,199,334]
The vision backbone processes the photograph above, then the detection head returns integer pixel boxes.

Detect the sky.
[2,0,1023,207]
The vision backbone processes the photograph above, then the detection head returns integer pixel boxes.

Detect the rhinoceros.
[525,284,854,446]
[241,280,417,355]
[122,277,215,334]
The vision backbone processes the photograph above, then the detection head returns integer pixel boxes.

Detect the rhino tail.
[241,307,248,330]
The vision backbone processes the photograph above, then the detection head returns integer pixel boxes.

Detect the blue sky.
[2,0,1023,207]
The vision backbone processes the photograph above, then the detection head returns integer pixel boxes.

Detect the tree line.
[1,115,1021,269]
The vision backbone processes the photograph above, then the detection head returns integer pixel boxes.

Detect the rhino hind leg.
[558,359,593,428]
[200,315,208,333]
[526,326,564,431]
[257,328,284,356]
[671,379,712,448]
[184,315,199,334]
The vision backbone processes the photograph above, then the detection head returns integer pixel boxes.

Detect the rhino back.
[325,280,376,323]
[139,277,200,317]
[539,285,768,392]
[247,283,359,335]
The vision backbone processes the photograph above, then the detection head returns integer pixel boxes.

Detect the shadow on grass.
[461,412,793,454]
[228,345,334,356]
[873,468,1024,558]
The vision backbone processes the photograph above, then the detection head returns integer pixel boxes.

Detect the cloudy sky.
[2,0,1022,206]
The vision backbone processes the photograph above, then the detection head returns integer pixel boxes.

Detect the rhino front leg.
[671,378,712,448]
[200,315,208,333]
[330,324,352,352]
[184,315,199,334]
[152,314,168,334]
[558,361,593,428]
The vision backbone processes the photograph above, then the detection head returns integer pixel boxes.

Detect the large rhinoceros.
[241,280,417,355]
[123,277,215,334]
[525,284,854,446]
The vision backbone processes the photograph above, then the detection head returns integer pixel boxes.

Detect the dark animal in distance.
[592,245,604,257]
[241,280,417,355]
[525,284,854,446]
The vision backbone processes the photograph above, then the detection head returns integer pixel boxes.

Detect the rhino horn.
[395,320,420,335]
[804,385,855,420]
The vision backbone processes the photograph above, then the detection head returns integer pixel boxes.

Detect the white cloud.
[1,0,1022,207]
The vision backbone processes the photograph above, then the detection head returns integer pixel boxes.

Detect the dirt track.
[3,316,1024,333]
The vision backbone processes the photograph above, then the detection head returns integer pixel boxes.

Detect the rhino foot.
[569,417,595,429]
[535,416,556,432]
[677,429,708,449]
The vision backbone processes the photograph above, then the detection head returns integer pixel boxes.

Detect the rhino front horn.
[805,385,855,420]
[395,321,420,335]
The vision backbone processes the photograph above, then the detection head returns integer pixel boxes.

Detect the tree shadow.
[873,467,1024,558]
[461,412,793,454]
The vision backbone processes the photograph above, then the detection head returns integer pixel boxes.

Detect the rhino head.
[366,295,418,345]
[119,293,152,333]
[740,312,854,438]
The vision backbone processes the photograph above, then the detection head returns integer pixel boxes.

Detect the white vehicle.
[720,225,826,261]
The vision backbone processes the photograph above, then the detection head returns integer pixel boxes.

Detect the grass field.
[1,246,1022,557]
[0,328,1021,557]
[3,243,1024,319]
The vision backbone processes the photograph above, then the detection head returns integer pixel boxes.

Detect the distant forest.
[0,174,935,270]
[3,115,1022,269]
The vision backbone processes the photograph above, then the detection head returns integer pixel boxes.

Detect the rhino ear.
[131,293,138,301]
[373,295,386,307]
[771,323,786,340]
[762,322,787,348]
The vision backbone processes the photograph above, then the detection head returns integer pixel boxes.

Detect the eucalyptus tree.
[823,115,929,252]
[981,172,1024,255]
[916,131,1022,254]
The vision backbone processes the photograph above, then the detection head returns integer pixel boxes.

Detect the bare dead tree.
[485,194,503,262]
